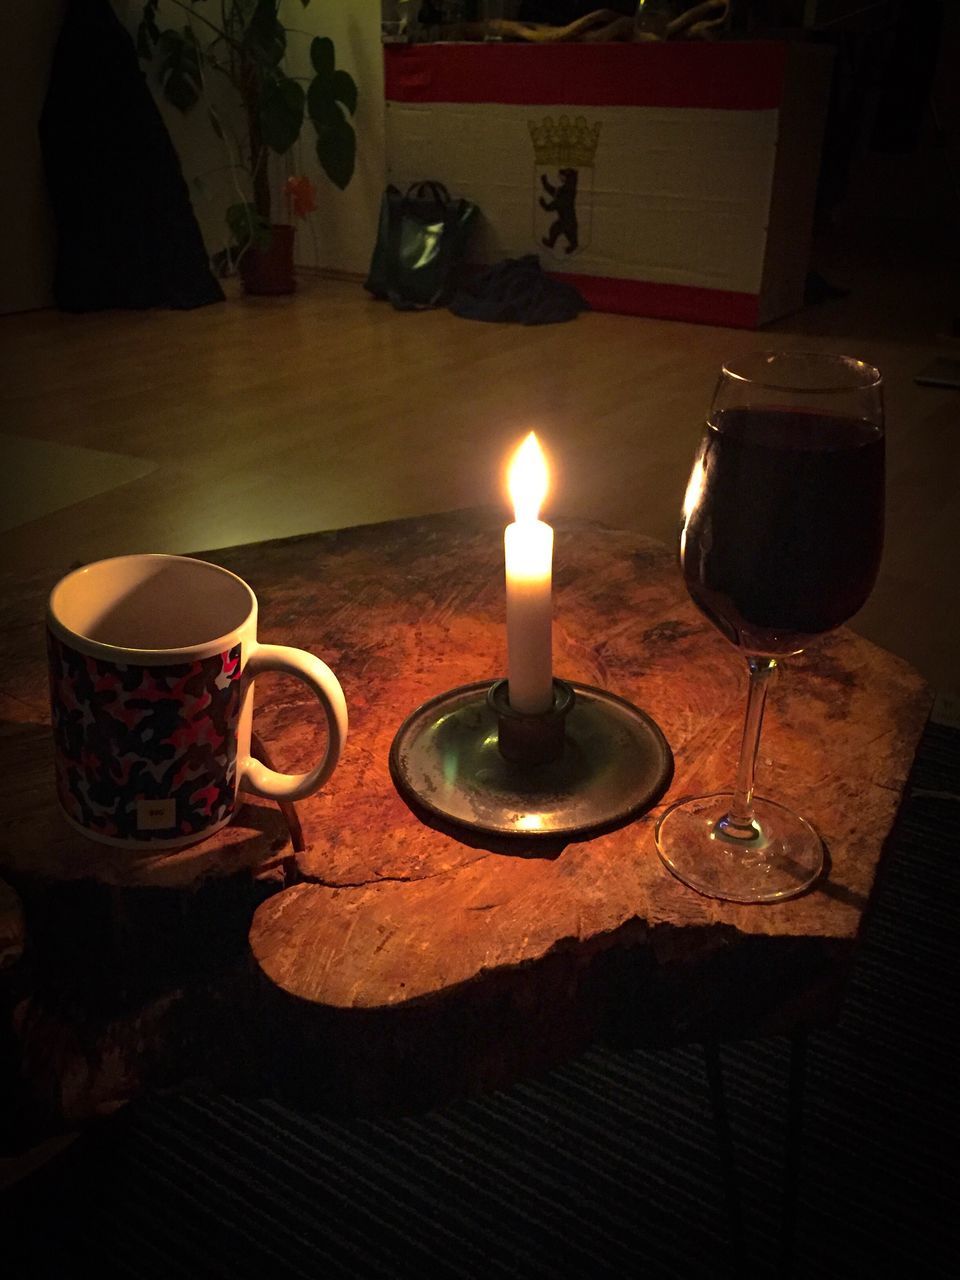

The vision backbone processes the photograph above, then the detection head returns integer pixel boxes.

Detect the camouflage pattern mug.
[46,554,347,849]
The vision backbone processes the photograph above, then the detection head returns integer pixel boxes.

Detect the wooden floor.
[1,222,957,698]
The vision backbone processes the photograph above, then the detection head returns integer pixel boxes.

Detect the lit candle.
[505,432,554,714]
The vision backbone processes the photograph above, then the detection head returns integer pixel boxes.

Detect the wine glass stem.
[715,655,777,842]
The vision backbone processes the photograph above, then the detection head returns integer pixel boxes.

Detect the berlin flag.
[384,42,832,327]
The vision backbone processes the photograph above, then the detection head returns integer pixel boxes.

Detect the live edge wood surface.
[0,510,932,1125]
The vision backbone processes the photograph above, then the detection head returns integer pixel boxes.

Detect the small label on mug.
[137,798,177,830]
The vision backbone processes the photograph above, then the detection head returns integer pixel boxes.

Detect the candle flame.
[508,432,549,523]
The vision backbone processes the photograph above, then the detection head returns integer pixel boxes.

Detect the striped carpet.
[4,721,958,1279]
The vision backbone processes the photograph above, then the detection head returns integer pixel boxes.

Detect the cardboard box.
[384,41,833,327]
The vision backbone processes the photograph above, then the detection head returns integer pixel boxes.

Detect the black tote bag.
[365,181,479,310]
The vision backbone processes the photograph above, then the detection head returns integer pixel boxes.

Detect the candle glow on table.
[504,432,554,714]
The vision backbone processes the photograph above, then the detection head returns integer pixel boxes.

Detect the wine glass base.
[655,793,824,904]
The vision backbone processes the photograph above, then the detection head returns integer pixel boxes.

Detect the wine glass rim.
[721,351,883,393]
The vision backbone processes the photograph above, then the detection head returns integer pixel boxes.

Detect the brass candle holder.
[390,677,672,841]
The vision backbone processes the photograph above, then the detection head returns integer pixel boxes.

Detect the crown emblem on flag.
[528,115,601,168]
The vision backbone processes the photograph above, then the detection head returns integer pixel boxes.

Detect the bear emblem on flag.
[528,115,601,258]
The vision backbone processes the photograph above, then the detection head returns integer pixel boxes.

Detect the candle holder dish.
[390,679,673,840]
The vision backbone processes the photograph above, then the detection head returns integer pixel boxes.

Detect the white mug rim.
[47,553,257,665]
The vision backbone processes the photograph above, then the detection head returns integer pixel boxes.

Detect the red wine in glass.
[683,407,885,655]
[656,354,885,903]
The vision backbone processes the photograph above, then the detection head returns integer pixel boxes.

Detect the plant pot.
[239,223,296,296]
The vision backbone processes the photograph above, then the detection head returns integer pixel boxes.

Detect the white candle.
[504,432,554,714]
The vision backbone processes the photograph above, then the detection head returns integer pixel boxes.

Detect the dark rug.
[3,721,958,1279]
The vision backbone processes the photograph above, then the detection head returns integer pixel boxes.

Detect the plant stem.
[165,0,232,47]
[239,54,271,223]
[714,655,777,842]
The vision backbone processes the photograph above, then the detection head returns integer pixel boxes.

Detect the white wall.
[279,0,385,276]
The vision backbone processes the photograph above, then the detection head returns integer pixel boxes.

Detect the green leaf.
[136,2,160,59]
[259,74,305,154]
[136,16,160,60]
[226,201,272,250]
[331,69,358,117]
[310,36,335,80]
[307,77,344,130]
[315,117,356,191]
[308,90,357,188]
[308,94,343,128]
[243,0,285,67]
[156,28,203,113]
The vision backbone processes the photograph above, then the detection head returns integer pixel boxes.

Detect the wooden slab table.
[0,511,931,1124]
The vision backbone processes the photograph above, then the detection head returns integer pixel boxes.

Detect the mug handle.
[238,643,348,802]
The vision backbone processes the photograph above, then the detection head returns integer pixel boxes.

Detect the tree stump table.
[0,511,931,1125]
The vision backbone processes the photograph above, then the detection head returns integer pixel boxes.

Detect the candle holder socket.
[487,678,574,766]
[390,677,673,842]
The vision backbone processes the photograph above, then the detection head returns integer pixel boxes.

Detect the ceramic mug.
[46,554,347,849]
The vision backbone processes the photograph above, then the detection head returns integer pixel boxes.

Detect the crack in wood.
[299,860,489,891]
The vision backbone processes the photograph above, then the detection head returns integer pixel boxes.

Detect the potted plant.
[136,0,358,294]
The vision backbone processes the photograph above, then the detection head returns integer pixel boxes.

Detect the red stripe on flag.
[384,42,787,111]
[558,273,761,328]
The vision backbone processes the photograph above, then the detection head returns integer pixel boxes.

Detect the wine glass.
[655,351,885,903]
